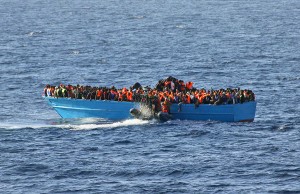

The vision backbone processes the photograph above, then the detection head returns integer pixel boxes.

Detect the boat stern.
[233,101,257,122]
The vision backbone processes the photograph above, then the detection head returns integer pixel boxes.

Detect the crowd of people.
[44,76,255,111]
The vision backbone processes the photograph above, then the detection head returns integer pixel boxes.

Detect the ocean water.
[0,0,300,193]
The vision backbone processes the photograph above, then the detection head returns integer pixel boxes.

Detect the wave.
[0,123,51,130]
[0,119,151,131]
[66,119,150,130]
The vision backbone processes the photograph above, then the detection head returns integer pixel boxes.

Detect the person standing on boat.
[170,80,175,92]
[46,85,52,97]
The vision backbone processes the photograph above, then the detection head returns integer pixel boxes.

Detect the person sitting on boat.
[46,85,52,97]
[249,90,255,101]
[170,80,175,92]
[186,81,193,91]
[226,91,233,104]
[185,92,191,104]
[66,85,74,98]
[152,94,161,113]
[110,88,118,101]
[161,100,169,113]
[173,92,180,103]
[44,85,48,96]
[239,90,245,104]
[117,90,123,101]
[95,88,102,100]
[54,86,62,98]
[126,89,133,101]
[214,92,227,105]
[179,80,186,92]
[43,78,256,106]
[132,82,142,90]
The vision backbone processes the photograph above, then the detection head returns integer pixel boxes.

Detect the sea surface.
[0,0,300,193]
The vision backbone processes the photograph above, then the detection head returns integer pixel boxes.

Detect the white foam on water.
[67,119,150,131]
[0,123,51,130]
[0,119,151,131]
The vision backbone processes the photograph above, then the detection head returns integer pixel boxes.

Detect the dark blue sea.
[1,0,300,193]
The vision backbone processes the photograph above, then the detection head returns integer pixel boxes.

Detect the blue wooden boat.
[44,97,256,122]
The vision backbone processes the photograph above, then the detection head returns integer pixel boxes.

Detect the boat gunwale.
[44,96,256,107]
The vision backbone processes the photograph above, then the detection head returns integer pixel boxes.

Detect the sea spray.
[68,119,150,131]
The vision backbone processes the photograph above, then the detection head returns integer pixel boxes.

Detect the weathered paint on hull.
[44,97,256,122]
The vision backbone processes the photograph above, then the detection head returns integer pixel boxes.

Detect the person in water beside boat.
[44,77,255,107]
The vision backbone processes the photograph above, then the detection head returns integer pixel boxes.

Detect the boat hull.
[45,97,138,120]
[170,102,256,122]
[44,97,256,122]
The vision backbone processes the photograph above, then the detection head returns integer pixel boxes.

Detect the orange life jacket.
[96,90,102,97]
[186,94,191,104]
[186,82,193,90]
[162,104,169,113]
[169,93,174,102]
[199,94,206,104]
[159,92,164,102]
[127,91,133,101]
[226,92,230,99]
[164,81,171,87]
[122,88,127,94]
